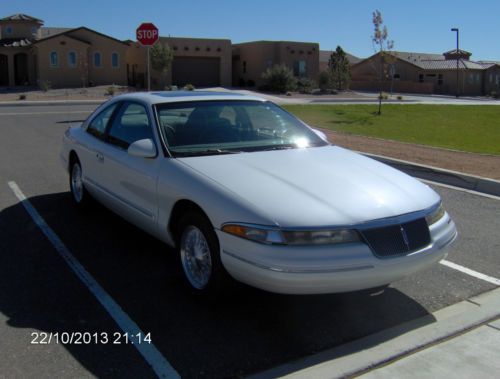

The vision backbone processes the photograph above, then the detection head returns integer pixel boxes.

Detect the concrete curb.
[249,287,500,379]
[0,100,105,107]
[360,152,500,198]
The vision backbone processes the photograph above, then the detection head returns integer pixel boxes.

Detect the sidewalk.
[359,318,500,378]
[250,288,500,379]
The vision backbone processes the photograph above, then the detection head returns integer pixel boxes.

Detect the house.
[350,49,490,96]
[232,41,319,87]
[319,50,361,73]
[480,61,500,95]
[126,36,232,88]
[0,13,128,88]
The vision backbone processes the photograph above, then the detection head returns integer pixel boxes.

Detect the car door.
[78,101,121,200]
[99,101,161,232]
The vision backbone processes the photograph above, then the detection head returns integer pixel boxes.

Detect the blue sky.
[5,0,500,61]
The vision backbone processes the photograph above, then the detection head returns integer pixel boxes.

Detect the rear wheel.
[69,158,91,207]
[177,211,232,296]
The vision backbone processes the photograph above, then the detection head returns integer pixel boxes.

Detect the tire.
[69,158,91,207]
[177,211,232,297]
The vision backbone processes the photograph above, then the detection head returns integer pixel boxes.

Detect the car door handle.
[96,152,104,162]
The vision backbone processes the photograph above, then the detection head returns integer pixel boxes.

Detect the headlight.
[221,223,360,245]
[425,202,446,225]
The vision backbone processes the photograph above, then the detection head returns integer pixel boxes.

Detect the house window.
[31,26,37,35]
[111,52,119,68]
[50,51,59,67]
[94,52,101,67]
[490,74,493,83]
[68,51,77,68]
[242,61,247,74]
[293,60,306,77]
[475,73,480,84]
[418,74,424,83]
[438,74,443,85]
[393,74,400,80]
[468,73,474,84]
[267,60,273,69]
[5,25,13,35]
[496,75,499,85]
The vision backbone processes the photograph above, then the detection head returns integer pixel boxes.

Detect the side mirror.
[312,128,328,141]
[127,138,157,158]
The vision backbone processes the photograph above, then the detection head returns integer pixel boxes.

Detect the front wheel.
[178,211,232,296]
[69,159,91,207]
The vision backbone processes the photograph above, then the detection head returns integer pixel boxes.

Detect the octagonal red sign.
[136,23,159,46]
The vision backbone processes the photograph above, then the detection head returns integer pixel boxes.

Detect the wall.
[484,66,500,96]
[126,37,232,89]
[0,21,41,40]
[34,35,89,88]
[68,28,128,86]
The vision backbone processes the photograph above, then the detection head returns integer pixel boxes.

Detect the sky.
[4,0,500,61]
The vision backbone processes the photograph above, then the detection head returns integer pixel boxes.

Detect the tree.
[261,64,297,93]
[328,46,351,90]
[150,42,173,89]
[372,9,394,115]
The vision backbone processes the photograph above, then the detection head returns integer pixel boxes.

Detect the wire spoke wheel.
[180,225,213,290]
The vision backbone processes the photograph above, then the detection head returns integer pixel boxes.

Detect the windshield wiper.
[261,144,297,151]
[173,149,242,157]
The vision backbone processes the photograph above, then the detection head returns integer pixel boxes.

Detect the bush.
[397,95,403,100]
[379,92,389,100]
[19,94,26,100]
[318,71,331,92]
[297,78,317,94]
[261,64,297,93]
[105,86,115,96]
[184,83,195,91]
[40,80,51,92]
[491,91,499,99]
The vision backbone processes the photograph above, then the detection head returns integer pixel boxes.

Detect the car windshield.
[155,100,328,157]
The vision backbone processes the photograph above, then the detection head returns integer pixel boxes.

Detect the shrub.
[379,92,389,100]
[491,91,498,99]
[318,71,331,92]
[397,95,403,100]
[184,83,195,91]
[40,80,51,92]
[261,64,297,93]
[105,86,116,96]
[297,78,317,94]
[19,94,26,100]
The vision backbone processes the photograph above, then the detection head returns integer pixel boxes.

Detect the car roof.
[112,91,267,105]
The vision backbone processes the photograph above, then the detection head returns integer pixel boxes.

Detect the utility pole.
[451,28,459,98]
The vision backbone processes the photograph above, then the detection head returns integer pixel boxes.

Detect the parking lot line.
[440,259,500,286]
[0,111,91,116]
[7,181,180,379]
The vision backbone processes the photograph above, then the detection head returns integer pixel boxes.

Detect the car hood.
[178,146,440,227]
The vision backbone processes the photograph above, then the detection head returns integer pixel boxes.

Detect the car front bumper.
[217,213,457,294]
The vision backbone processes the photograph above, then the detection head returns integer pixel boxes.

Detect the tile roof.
[40,27,72,39]
[0,38,32,47]
[0,14,43,23]
[389,51,486,71]
[319,50,362,64]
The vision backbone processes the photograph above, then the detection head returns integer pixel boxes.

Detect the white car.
[61,91,457,295]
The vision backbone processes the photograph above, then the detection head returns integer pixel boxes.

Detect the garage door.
[172,57,220,87]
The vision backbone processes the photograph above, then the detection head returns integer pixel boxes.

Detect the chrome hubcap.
[180,226,212,289]
[71,163,83,203]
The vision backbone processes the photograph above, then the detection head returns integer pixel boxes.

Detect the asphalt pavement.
[0,104,499,378]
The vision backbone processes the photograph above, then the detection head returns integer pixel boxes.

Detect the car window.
[86,103,119,140]
[155,100,327,156]
[107,102,153,149]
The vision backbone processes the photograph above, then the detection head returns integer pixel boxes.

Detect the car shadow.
[0,192,435,378]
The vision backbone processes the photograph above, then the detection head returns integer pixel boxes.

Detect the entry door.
[0,54,8,86]
[100,102,160,232]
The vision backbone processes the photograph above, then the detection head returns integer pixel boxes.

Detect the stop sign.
[136,23,159,46]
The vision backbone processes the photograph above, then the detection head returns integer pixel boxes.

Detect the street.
[0,104,499,378]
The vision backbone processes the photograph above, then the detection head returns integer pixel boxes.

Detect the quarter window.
[87,103,119,140]
[107,103,153,149]
[50,51,58,67]
[111,52,119,68]
[68,51,77,68]
[94,52,102,67]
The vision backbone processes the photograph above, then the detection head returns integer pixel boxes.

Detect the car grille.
[360,218,431,258]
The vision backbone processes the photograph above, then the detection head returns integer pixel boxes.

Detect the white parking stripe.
[7,181,180,379]
[0,111,91,116]
[440,259,500,286]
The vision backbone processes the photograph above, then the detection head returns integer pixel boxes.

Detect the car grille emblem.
[400,225,410,251]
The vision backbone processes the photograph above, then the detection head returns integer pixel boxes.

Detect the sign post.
[136,23,159,91]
